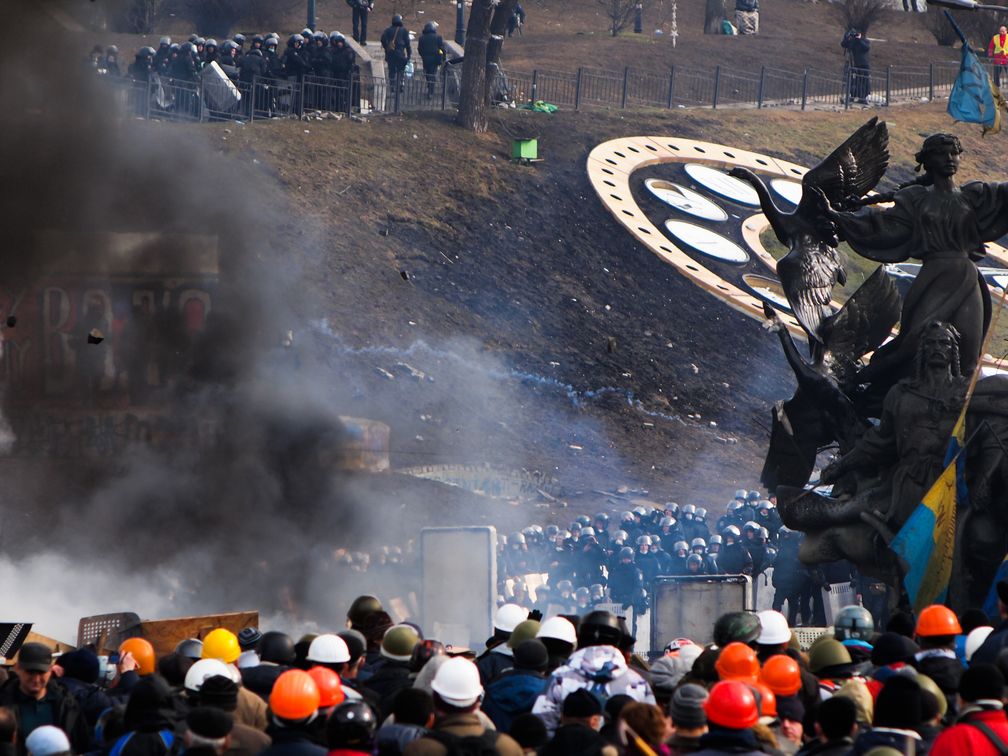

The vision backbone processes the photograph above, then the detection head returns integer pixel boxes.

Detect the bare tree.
[598,0,640,37]
[833,0,889,33]
[456,0,520,132]
[705,0,726,34]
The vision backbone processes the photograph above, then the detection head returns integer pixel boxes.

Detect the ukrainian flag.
[890,409,967,614]
[944,9,1008,135]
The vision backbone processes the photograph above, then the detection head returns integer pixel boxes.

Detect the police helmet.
[581,526,596,539]
[289,34,303,46]
[195,37,205,46]
[695,507,708,520]
[574,515,591,528]
[265,38,278,49]
[252,34,264,45]
[687,554,704,570]
[758,527,769,541]
[690,537,707,552]
[556,579,573,593]
[578,610,623,648]
[673,540,689,555]
[392,14,404,25]
[302,27,313,36]
[332,32,346,44]
[574,586,590,602]
[590,584,605,601]
[633,506,648,518]
[747,490,761,503]
[188,34,199,42]
[758,499,774,512]
[710,534,724,546]
[833,605,874,641]
[743,521,760,534]
[170,43,180,51]
[613,529,629,545]
[510,532,526,547]
[180,42,195,54]
[159,36,171,46]
[660,516,675,529]
[681,504,696,517]
[139,46,156,57]
[734,489,748,501]
[248,48,263,57]
[665,502,680,516]
[728,501,744,513]
[594,512,610,526]
[205,38,218,48]
[106,45,119,55]
[544,524,560,539]
[636,535,651,547]
[424,21,437,32]
[619,546,634,560]
[723,525,741,539]
[621,511,635,523]
[234,33,246,44]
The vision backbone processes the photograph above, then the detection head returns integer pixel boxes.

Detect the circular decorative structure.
[664,220,750,264]
[683,163,760,206]
[742,274,793,311]
[644,179,729,222]
[771,178,804,206]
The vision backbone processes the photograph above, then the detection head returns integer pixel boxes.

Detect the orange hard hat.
[715,641,760,682]
[751,682,777,718]
[760,654,802,696]
[307,666,346,708]
[705,680,759,729]
[119,638,156,676]
[270,669,320,720]
[915,605,962,637]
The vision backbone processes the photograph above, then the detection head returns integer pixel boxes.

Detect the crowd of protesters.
[8,586,1008,756]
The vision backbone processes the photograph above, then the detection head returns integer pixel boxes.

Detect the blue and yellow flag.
[890,410,967,613]
[945,10,1007,135]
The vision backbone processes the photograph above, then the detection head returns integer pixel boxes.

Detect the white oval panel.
[742,274,793,312]
[771,178,804,206]
[683,163,760,206]
[664,220,750,264]
[643,179,729,222]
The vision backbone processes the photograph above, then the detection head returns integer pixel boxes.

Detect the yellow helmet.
[201,628,240,663]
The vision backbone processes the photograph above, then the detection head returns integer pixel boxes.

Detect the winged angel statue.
[729,121,1008,610]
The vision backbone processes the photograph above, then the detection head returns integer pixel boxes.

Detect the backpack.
[426,728,500,756]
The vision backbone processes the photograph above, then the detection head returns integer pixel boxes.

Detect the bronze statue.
[744,123,1008,612]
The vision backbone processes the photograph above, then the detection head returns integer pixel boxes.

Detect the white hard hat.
[966,625,995,662]
[494,603,527,633]
[25,726,70,756]
[236,650,260,669]
[431,657,483,707]
[184,658,236,692]
[537,616,577,646]
[756,610,791,646]
[307,633,351,664]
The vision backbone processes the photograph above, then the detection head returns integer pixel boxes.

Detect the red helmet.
[705,680,759,729]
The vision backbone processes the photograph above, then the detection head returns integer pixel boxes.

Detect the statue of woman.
[830,134,1008,401]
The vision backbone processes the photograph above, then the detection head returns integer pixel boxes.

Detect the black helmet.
[723,525,741,539]
[594,512,610,526]
[686,553,703,569]
[326,701,377,749]
[713,611,762,648]
[248,48,263,57]
[408,639,446,673]
[747,490,761,503]
[258,631,296,665]
[174,638,203,660]
[159,36,171,46]
[252,35,264,45]
[574,515,591,528]
[619,546,634,560]
[205,38,218,49]
[106,45,119,55]
[234,33,246,44]
[545,524,560,539]
[139,46,156,58]
[170,43,180,52]
[578,610,623,648]
[289,34,303,46]
[673,540,689,555]
[393,14,404,25]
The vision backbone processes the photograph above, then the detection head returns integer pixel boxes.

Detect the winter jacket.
[260,722,327,756]
[0,677,90,756]
[667,732,703,754]
[380,24,411,64]
[282,47,311,79]
[971,618,1008,666]
[540,723,618,756]
[849,727,921,755]
[361,660,413,720]
[59,676,115,732]
[227,723,272,756]
[692,726,765,756]
[930,706,1008,756]
[913,649,962,716]
[481,669,546,732]
[330,44,356,78]
[794,736,854,756]
[719,544,754,575]
[475,648,513,686]
[236,686,269,730]
[417,30,445,65]
[401,713,522,756]
[238,54,269,83]
[375,722,427,756]
[531,645,655,735]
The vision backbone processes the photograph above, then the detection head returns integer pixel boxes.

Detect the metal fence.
[106,56,983,124]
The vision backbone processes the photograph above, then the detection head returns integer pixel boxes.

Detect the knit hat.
[960,663,1005,702]
[237,627,263,651]
[668,683,708,728]
[59,649,101,684]
[25,726,70,756]
[870,632,919,667]
[562,688,603,718]
[650,646,703,692]
[512,639,549,672]
[776,694,805,723]
[186,706,233,739]
[509,713,548,749]
[337,630,367,664]
[873,676,923,730]
[198,674,240,712]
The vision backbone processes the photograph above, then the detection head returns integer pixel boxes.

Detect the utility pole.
[456,0,466,44]
[307,0,316,31]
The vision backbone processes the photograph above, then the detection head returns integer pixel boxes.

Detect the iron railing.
[104,56,979,123]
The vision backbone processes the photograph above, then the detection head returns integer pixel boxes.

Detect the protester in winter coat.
[0,643,90,756]
[539,689,617,756]
[416,22,445,97]
[930,664,1008,756]
[375,689,433,756]
[380,16,412,92]
[481,640,548,732]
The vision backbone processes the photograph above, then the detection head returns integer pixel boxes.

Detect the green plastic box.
[511,138,538,160]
